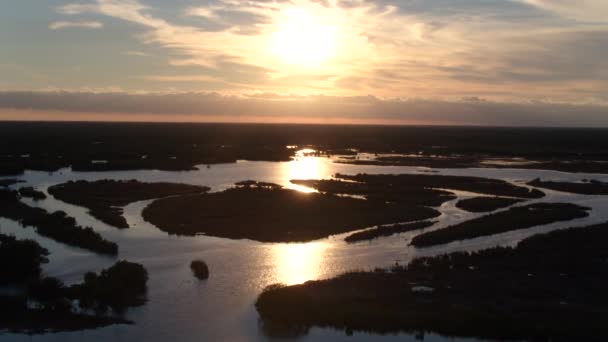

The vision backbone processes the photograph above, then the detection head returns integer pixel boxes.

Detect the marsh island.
[0,233,147,333]
[411,202,590,247]
[528,178,608,195]
[143,182,440,242]
[294,173,544,202]
[257,221,608,341]
[455,196,524,213]
[0,189,118,255]
[48,180,210,229]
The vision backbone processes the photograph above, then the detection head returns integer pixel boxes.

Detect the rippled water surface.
[1,153,608,341]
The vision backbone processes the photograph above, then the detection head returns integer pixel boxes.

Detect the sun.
[270,8,337,67]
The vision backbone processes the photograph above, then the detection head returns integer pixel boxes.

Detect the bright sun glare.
[282,149,329,193]
[270,8,337,67]
[273,242,328,285]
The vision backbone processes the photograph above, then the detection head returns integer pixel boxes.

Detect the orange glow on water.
[272,241,329,285]
[282,149,330,193]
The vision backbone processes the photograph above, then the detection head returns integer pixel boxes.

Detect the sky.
[1,0,607,126]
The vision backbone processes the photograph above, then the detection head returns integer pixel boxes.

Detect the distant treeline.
[2,122,608,175]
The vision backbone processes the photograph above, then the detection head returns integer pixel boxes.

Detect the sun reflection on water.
[282,149,330,193]
[272,242,329,285]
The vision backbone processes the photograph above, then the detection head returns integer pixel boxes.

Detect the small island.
[68,260,149,313]
[143,182,440,242]
[48,180,210,229]
[411,202,590,248]
[0,234,49,284]
[256,221,608,340]
[455,196,524,213]
[337,155,608,174]
[528,178,608,195]
[190,260,210,280]
[293,174,544,205]
[336,155,481,169]
[18,186,47,200]
[344,221,436,243]
[291,178,456,207]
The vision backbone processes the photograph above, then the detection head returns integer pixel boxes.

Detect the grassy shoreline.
[0,189,118,255]
[256,221,608,340]
[455,196,524,213]
[528,178,608,195]
[411,202,590,248]
[48,180,209,229]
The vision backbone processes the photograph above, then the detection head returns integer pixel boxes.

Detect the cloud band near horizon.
[0,91,607,127]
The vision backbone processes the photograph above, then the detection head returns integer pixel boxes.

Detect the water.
[1,153,608,341]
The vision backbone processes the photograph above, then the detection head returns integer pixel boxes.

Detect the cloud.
[124,51,151,57]
[1,91,607,127]
[56,0,275,85]
[48,21,104,30]
[24,0,608,103]
[56,3,99,15]
[186,4,274,35]
[519,0,608,22]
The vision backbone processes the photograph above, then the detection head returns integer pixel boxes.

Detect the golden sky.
[1,0,607,125]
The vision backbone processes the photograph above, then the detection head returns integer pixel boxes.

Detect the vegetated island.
[344,221,436,243]
[528,178,608,195]
[337,155,481,169]
[411,203,590,248]
[190,260,210,280]
[455,197,524,213]
[294,173,544,202]
[48,180,210,229]
[18,186,47,200]
[0,234,50,285]
[291,179,456,207]
[337,155,608,174]
[0,189,118,255]
[67,260,149,313]
[256,221,608,341]
[143,181,440,242]
[0,233,148,333]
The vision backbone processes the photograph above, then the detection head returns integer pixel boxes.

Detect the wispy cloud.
[519,0,608,21]
[49,21,104,30]
[124,51,151,57]
[18,0,608,104]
